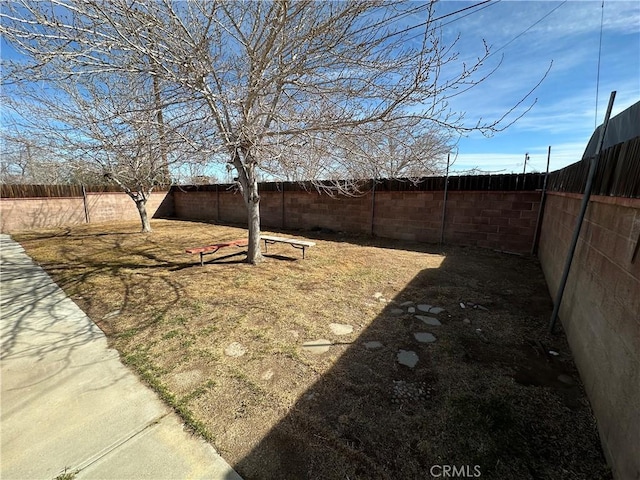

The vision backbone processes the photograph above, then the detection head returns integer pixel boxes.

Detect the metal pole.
[370,179,376,236]
[82,184,90,224]
[522,152,529,175]
[439,153,450,245]
[531,146,551,255]
[281,182,285,230]
[549,91,615,333]
[217,183,223,223]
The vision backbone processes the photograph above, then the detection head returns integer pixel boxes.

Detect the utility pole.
[522,152,530,175]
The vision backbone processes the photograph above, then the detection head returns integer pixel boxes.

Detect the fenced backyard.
[12,219,611,479]
[2,136,639,478]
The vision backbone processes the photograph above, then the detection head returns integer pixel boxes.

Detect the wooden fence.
[173,172,546,195]
[0,184,170,199]
[547,136,640,198]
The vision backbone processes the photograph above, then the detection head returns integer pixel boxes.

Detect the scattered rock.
[397,350,419,368]
[460,302,466,309]
[390,308,404,316]
[463,318,471,325]
[414,332,437,343]
[302,339,332,354]
[429,307,445,314]
[417,304,432,312]
[378,297,388,303]
[475,329,489,343]
[261,369,275,381]
[415,315,442,326]
[373,292,383,299]
[475,305,489,311]
[549,350,560,356]
[104,309,121,319]
[408,307,416,314]
[400,301,414,307]
[224,342,247,357]
[391,380,431,405]
[364,341,383,350]
[329,323,354,335]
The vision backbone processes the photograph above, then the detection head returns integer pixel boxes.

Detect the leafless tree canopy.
[1,0,542,260]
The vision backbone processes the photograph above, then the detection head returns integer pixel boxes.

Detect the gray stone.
[397,350,419,368]
[414,332,437,343]
[463,318,471,325]
[475,329,489,343]
[390,308,404,316]
[364,341,383,350]
[460,302,466,309]
[391,380,430,405]
[416,315,442,326]
[429,307,445,314]
[224,342,246,357]
[329,323,353,335]
[408,307,416,314]
[302,339,332,354]
[400,301,414,307]
[417,304,432,312]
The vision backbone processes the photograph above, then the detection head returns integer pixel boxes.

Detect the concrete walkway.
[0,235,242,480]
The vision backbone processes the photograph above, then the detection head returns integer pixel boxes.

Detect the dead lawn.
[13,219,611,479]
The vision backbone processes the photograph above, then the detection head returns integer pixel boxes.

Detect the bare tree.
[1,1,544,261]
[0,131,75,184]
[2,63,202,232]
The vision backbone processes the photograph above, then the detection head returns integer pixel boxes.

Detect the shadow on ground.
[232,250,610,480]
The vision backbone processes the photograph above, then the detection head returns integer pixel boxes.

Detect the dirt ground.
[14,219,611,480]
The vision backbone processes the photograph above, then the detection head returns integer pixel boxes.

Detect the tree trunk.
[135,198,152,233]
[235,151,263,264]
[245,188,263,264]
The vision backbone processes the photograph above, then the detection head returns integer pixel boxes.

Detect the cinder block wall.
[0,191,173,233]
[0,197,86,232]
[538,192,640,480]
[172,188,541,253]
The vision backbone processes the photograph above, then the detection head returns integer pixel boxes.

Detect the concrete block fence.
[0,191,174,233]
[172,188,542,254]
[538,192,640,479]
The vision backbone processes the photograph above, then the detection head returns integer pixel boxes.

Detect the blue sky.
[431,0,640,174]
[2,1,638,178]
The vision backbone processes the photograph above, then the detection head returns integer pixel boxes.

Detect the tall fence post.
[216,184,220,222]
[439,153,450,245]
[531,146,551,255]
[282,182,285,230]
[82,184,90,224]
[370,179,376,236]
[549,91,616,334]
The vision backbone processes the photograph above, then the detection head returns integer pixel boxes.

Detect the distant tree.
[0,131,73,184]
[1,65,200,232]
[1,1,544,260]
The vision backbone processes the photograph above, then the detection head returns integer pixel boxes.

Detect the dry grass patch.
[14,219,610,479]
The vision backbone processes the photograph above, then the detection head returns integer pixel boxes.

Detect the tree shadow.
[231,249,608,479]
